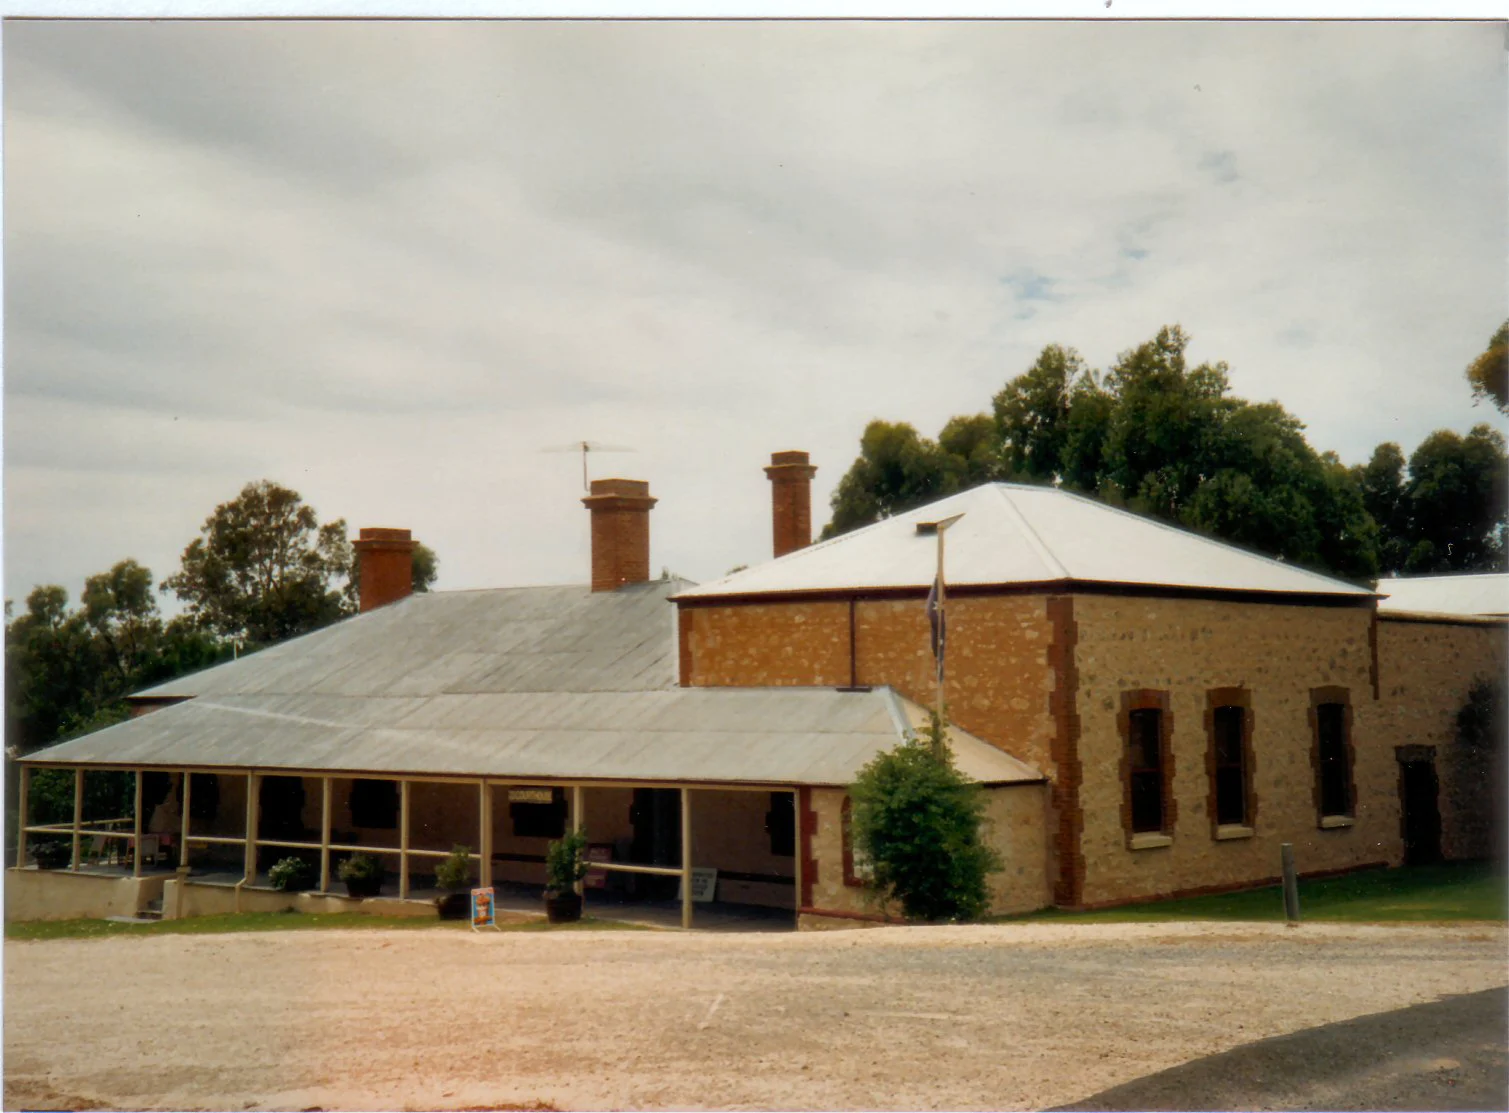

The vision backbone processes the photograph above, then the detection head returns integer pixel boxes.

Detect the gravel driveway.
[5,921,1505,1111]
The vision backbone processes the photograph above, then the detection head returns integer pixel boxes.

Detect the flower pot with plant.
[337,851,384,898]
[32,838,72,870]
[544,829,589,923]
[268,855,316,892]
[433,844,473,920]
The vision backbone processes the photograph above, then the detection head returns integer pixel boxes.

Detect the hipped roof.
[674,483,1375,601]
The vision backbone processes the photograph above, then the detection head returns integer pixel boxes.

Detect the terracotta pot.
[344,875,382,899]
[544,889,582,924]
[435,891,470,920]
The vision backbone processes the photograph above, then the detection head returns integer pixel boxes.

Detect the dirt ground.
[4,921,1506,1112]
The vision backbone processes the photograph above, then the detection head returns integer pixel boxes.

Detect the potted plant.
[433,844,473,920]
[336,851,384,898]
[32,837,72,870]
[268,855,316,892]
[544,829,589,923]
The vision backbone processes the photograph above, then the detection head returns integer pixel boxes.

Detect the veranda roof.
[22,686,1041,788]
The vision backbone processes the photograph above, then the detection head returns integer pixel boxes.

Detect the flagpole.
[936,524,946,723]
[929,513,964,730]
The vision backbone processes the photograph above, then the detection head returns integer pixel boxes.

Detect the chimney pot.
[764,450,817,558]
[582,478,657,592]
[352,527,416,613]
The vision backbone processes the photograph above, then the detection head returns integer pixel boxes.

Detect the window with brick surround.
[1128,709,1165,833]
[1315,701,1352,818]
[1204,688,1255,833]
[1119,690,1175,841]
[1212,707,1246,824]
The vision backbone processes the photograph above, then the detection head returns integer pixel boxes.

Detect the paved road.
[1057,986,1508,1112]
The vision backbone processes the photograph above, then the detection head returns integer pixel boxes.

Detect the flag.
[926,575,945,677]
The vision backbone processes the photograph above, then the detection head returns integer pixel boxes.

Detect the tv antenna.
[541,440,637,492]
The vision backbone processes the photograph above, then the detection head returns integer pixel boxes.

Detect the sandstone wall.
[682,594,1058,776]
[1375,617,1507,861]
[1071,595,1387,907]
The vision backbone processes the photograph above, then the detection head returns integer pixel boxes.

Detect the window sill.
[1319,815,1355,829]
[1214,825,1255,841]
[1129,833,1173,851]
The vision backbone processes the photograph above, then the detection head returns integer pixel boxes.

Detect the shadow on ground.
[1055,986,1508,1112]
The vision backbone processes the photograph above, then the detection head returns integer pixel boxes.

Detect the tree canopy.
[826,324,1506,580]
[5,563,230,755]
[1465,320,1508,414]
[162,480,355,645]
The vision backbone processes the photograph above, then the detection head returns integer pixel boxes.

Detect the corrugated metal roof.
[1376,573,1509,618]
[135,578,687,699]
[674,484,1373,600]
[24,687,1041,788]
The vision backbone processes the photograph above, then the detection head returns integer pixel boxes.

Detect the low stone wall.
[162,879,442,920]
[5,868,165,922]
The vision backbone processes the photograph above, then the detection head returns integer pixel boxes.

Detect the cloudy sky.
[4,18,1506,609]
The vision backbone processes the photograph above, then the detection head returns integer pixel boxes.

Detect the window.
[1205,688,1254,834]
[349,779,398,829]
[841,796,872,886]
[1128,709,1165,833]
[1120,690,1175,844]
[1315,702,1352,818]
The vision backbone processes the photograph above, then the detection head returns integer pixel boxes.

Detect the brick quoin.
[582,478,657,592]
[353,527,416,613]
[764,451,817,559]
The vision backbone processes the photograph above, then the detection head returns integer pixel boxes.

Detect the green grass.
[1002,861,1508,924]
[5,910,651,942]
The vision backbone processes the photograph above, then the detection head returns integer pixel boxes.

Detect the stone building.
[11,453,1504,926]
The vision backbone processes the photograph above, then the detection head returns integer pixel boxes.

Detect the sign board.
[470,886,498,931]
[507,787,554,805]
[585,844,613,890]
[675,867,718,904]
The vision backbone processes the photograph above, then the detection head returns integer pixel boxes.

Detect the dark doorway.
[630,788,681,899]
[1399,758,1442,866]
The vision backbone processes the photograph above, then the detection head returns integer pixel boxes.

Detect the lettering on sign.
[585,844,612,890]
[675,867,718,904]
[507,788,554,805]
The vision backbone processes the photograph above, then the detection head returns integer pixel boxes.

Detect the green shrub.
[1458,677,1506,754]
[336,851,383,884]
[849,712,1002,922]
[31,836,72,870]
[545,829,588,892]
[434,844,473,891]
[267,856,315,891]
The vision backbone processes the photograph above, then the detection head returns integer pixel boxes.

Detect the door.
[1399,759,1442,866]
[630,788,681,899]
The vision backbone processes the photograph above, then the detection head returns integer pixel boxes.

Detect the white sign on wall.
[675,867,718,903]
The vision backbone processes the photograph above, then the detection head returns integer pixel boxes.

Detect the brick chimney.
[352,527,416,613]
[764,450,817,558]
[582,479,657,592]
